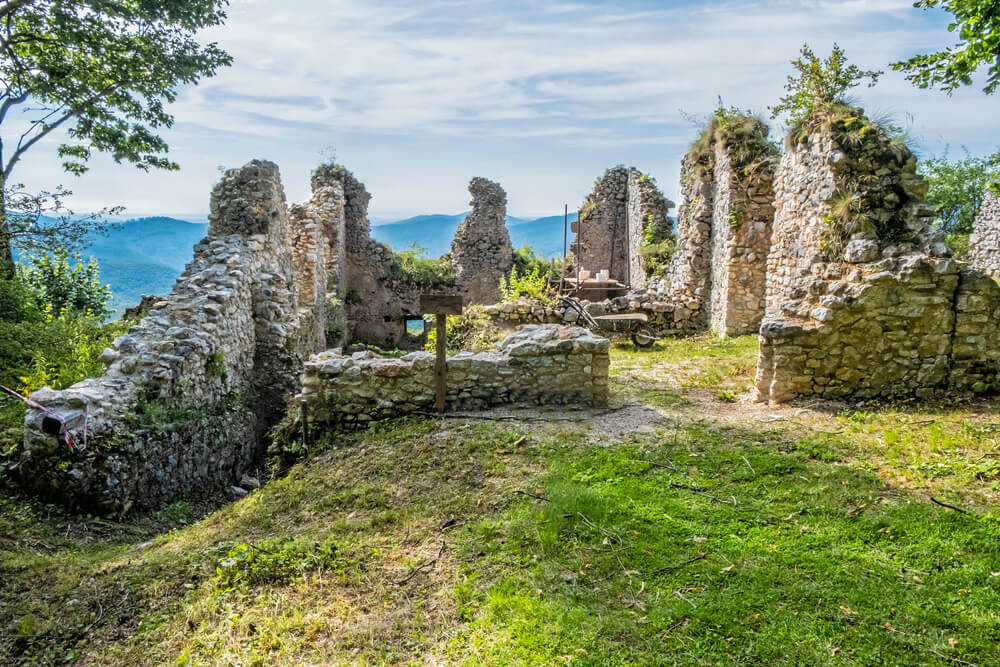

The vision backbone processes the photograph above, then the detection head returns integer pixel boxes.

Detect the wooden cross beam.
[420,294,464,413]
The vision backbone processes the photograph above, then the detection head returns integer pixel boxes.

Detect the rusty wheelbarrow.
[559,296,657,347]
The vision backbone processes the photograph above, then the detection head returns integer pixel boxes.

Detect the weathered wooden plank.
[420,294,463,315]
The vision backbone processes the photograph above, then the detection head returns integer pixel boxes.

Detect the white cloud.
[11,0,999,219]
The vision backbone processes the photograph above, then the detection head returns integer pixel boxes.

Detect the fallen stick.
[930,497,971,515]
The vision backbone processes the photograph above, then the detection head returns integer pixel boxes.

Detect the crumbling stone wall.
[289,167,346,353]
[574,167,629,283]
[627,173,674,287]
[665,116,777,337]
[708,137,776,335]
[754,109,1000,403]
[451,177,513,305]
[574,167,672,288]
[20,160,304,513]
[317,167,427,349]
[298,325,609,427]
[970,189,1000,278]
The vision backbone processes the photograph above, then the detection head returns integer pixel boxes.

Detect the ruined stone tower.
[754,106,1000,403]
[969,189,1000,278]
[451,177,513,305]
[668,114,778,336]
[574,166,673,288]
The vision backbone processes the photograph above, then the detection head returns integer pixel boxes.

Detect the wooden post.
[435,312,447,412]
[420,294,463,414]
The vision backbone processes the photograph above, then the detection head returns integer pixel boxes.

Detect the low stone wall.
[298,325,610,427]
[970,190,1000,278]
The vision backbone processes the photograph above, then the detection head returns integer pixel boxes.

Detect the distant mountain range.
[370,212,577,258]
[15,212,575,314]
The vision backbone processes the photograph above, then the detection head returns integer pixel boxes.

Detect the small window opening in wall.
[383,315,392,323]
[405,318,425,336]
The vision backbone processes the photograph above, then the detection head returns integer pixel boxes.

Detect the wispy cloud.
[14,0,999,218]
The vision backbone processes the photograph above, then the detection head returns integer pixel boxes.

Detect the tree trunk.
[0,184,14,280]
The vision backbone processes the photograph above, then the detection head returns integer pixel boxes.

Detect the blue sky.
[17,0,1000,222]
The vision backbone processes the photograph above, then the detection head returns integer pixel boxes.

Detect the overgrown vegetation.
[425,306,504,355]
[0,256,124,470]
[920,148,1000,258]
[499,264,553,304]
[383,243,455,290]
[686,103,780,185]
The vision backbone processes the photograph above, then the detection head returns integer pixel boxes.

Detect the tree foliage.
[770,44,882,124]
[919,148,1000,257]
[0,0,233,277]
[19,249,112,318]
[893,0,1000,95]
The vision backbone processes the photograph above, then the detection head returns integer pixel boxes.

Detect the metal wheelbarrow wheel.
[631,324,656,348]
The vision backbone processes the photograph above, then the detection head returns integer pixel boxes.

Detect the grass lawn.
[2,336,999,665]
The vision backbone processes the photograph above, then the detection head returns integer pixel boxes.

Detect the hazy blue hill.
[370,214,466,256]
[12,212,577,315]
[371,212,577,258]
[86,217,207,271]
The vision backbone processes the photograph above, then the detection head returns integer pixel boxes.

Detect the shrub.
[18,249,112,319]
[499,265,553,304]
[384,243,454,290]
[770,43,882,126]
[425,306,503,355]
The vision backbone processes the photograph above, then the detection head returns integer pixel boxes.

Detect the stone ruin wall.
[451,177,513,305]
[664,157,714,333]
[298,325,609,428]
[574,167,673,289]
[336,170,424,349]
[662,131,776,337]
[20,161,305,513]
[969,190,1000,278]
[574,167,629,284]
[626,172,674,288]
[754,117,1000,404]
[709,139,776,336]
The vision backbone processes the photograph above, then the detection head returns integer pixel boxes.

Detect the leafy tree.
[919,148,1000,256]
[770,44,882,124]
[0,0,233,278]
[893,0,1000,94]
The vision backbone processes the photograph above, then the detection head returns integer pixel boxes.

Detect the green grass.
[2,337,1000,665]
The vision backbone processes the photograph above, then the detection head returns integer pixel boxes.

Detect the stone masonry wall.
[298,325,609,427]
[451,177,513,305]
[574,167,629,283]
[331,168,425,349]
[20,161,304,513]
[754,113,1000,404]
[970,190,1000,278]
[627,172,674,288]
[708,139,776,336]
[663,157,714,334]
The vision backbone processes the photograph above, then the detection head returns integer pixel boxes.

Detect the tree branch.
[3,110,73,180]
[0,0,33,22]
[0,89,27,124]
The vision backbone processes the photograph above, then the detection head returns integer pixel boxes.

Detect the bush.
[0,270,125,469]
[770,43,881,126]
[425,306,503,355]
[384,244,454,290]
[19,249,112,319]
[512,246,559,282]
[499,265,553,304]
